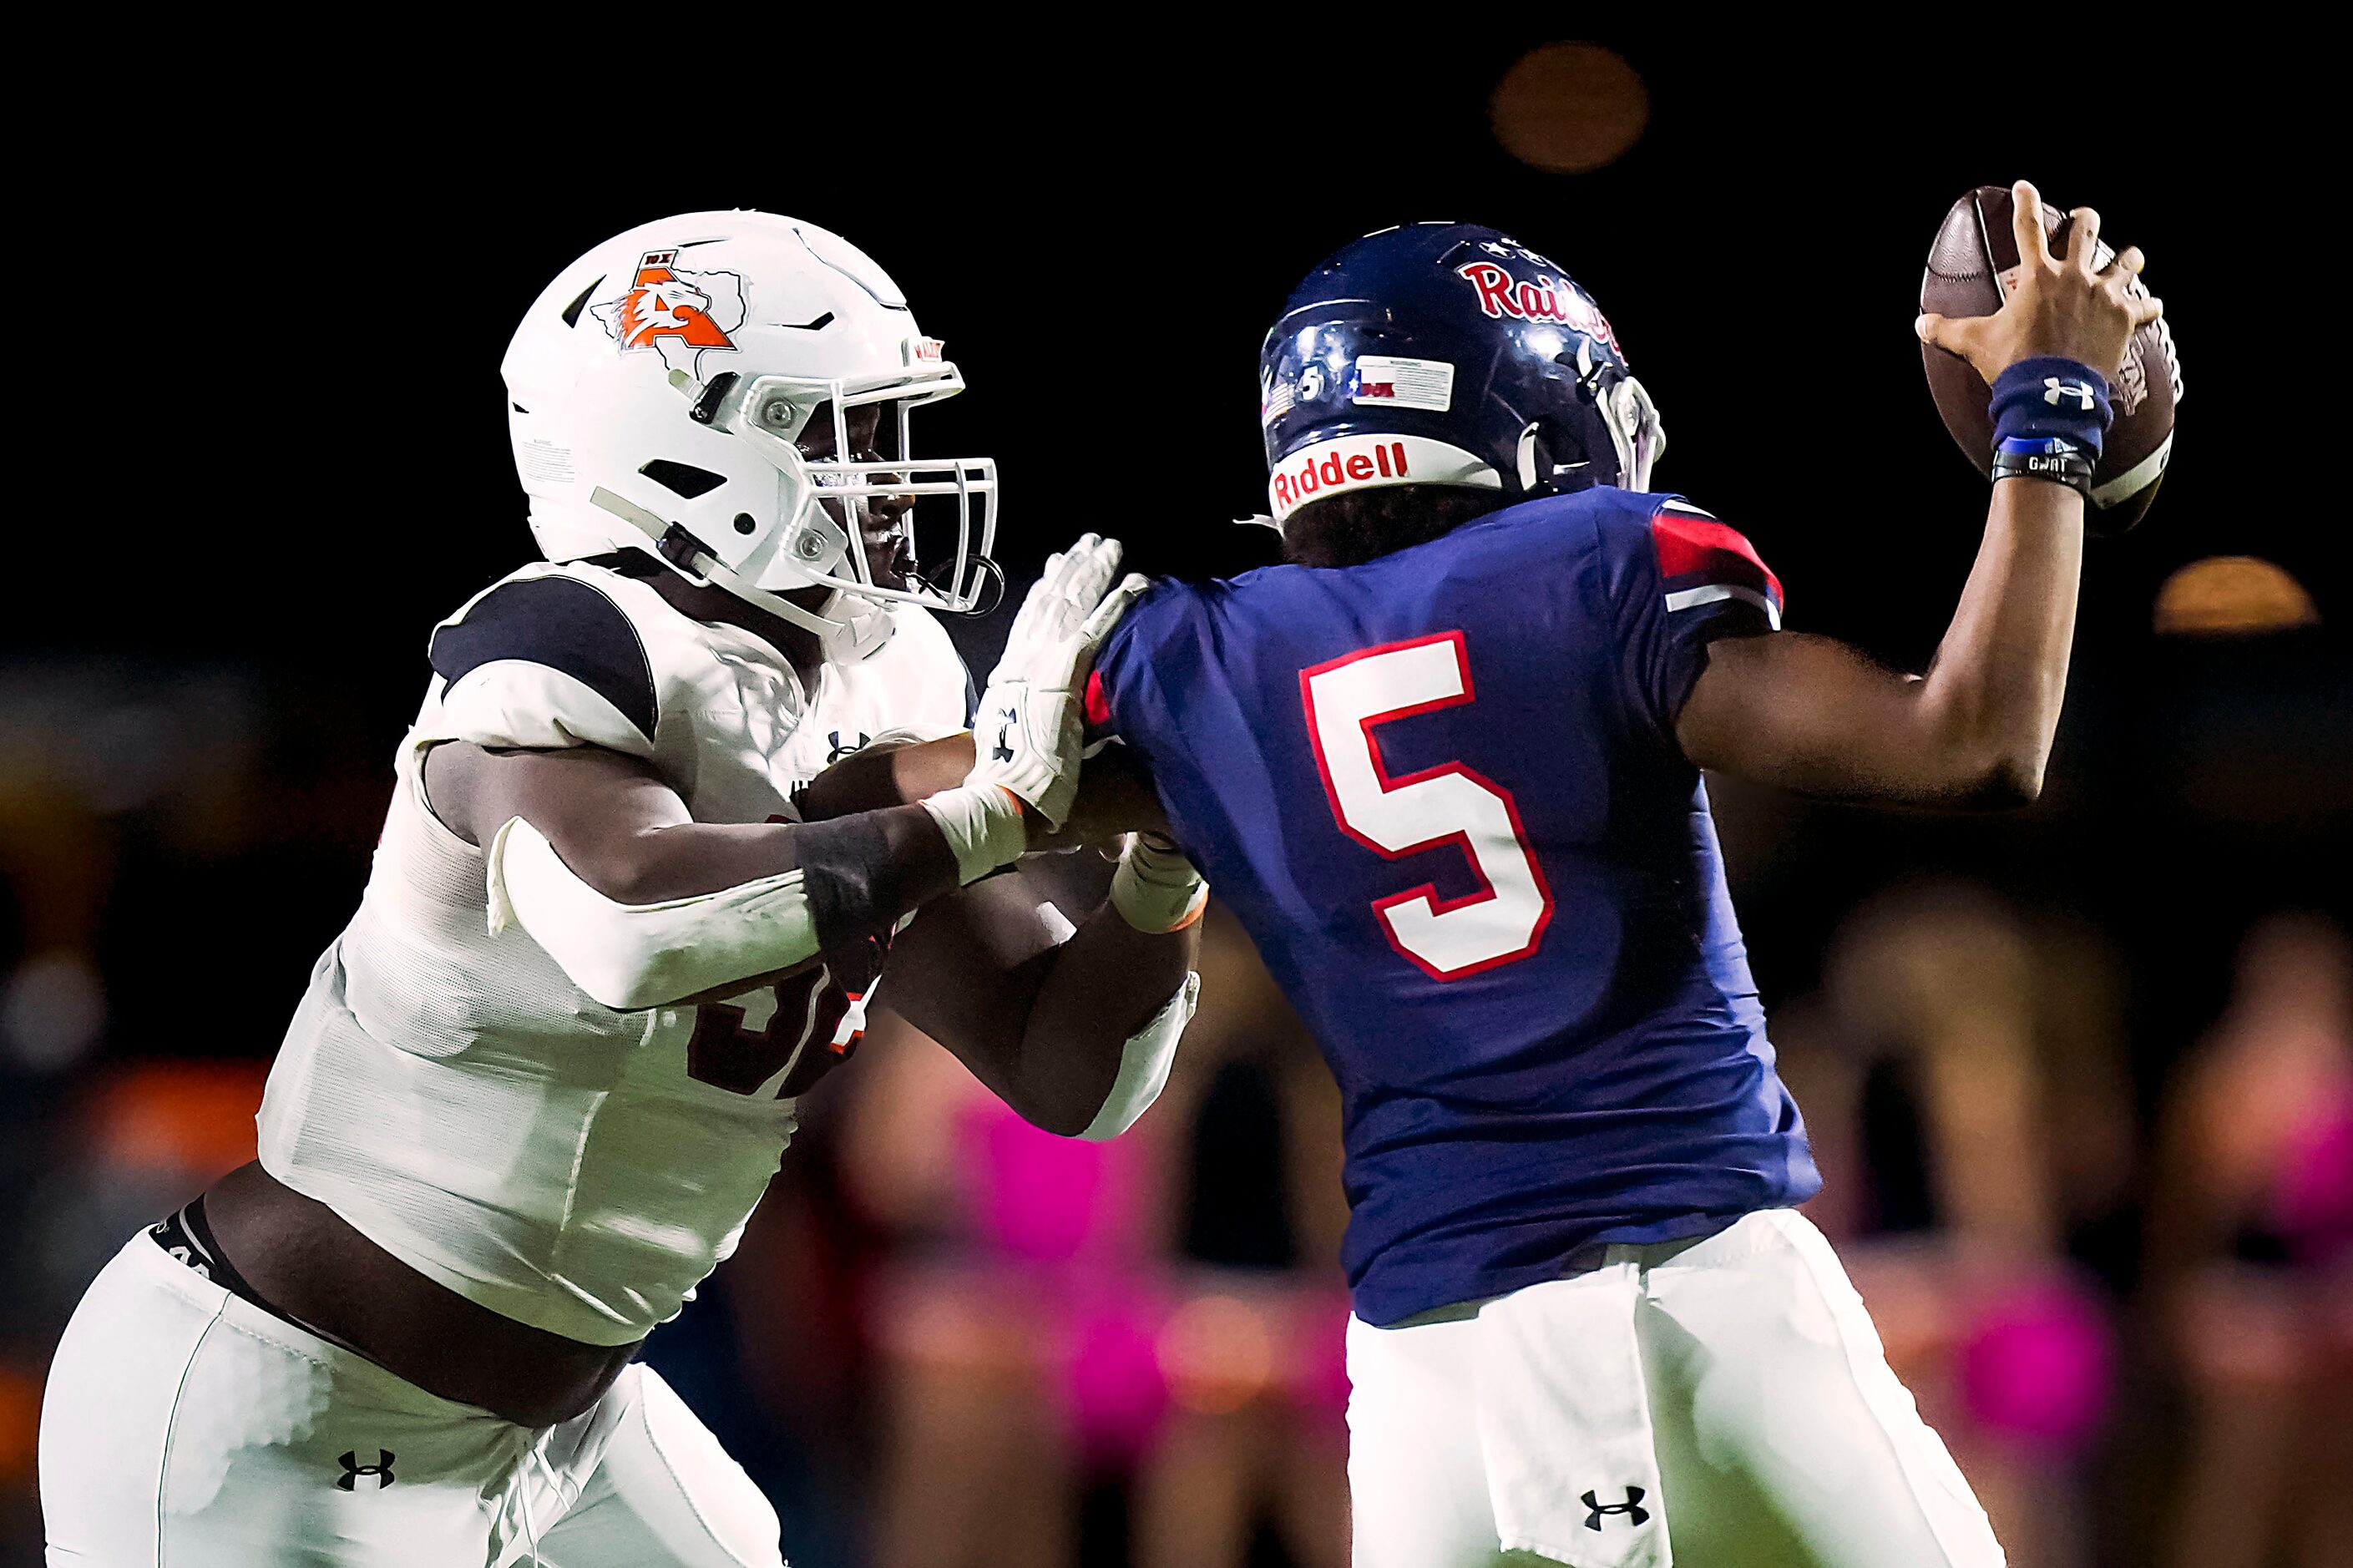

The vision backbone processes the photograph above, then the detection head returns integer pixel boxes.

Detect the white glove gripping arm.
[1079,970,1201,1141]
[1109,833,1208,933]
[967,533,1149,829]
[485,816,822,1011]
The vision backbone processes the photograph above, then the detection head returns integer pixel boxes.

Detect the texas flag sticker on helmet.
[590,250,747,377]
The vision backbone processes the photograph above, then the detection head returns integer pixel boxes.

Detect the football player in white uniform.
[38,212,1204,1567]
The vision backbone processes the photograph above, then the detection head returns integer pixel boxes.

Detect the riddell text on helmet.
[1271,441,1413,513]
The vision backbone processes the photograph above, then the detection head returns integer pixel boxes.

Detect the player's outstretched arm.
[425,535,1143,1012]
[800,731,1173,843]
[1676,180,2160,808]
[425,740,966,1009]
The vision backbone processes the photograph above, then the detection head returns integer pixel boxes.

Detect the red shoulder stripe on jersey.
[1650,508,1784,605]
[1084,667,1114,731]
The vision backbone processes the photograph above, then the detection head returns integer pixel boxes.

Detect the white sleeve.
[484,816,823,1011]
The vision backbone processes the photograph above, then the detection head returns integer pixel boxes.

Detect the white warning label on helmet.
[1352,356,1455,412]
[519,438,575,486]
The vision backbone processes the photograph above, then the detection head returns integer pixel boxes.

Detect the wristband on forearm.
[1987,357,2112,499]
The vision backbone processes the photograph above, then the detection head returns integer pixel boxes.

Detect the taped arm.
[424,741,1020,1010]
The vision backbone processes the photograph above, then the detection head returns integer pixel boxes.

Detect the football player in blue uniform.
[832,184,2157,1567]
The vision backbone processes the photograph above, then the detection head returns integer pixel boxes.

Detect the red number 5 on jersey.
[1300,631,1553,980]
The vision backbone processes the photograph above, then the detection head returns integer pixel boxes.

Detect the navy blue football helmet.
[1257,222,1662,527]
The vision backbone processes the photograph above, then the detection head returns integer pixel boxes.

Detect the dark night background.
[14,30,2337,1078]
[4,30,2346,1567]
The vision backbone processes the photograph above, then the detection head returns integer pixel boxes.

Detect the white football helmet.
[502,211,998,650]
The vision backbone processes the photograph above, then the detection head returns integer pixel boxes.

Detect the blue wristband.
[1989,357,2113,463]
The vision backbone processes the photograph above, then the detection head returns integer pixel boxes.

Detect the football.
[1920,185,2182,535]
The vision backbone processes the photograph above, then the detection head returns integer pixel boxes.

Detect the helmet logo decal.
[590,250,747,376]
[1455,261,1622,355]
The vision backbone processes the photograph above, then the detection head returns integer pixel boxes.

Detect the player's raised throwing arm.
[1673,181,2163,807]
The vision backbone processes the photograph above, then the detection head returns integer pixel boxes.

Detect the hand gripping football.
[1921,185,2183,534]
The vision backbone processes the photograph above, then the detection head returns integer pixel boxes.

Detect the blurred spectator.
[838,904,1349,1568]
[1126,916,1349,1568]
[1782,885,2137,1568]
[2148,913,2353,1568]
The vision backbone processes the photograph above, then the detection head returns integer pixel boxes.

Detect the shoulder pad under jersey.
[425,563,663,756]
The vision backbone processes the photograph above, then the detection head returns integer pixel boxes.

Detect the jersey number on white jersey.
[1300,631,1553,981]
[687,964,864,1097]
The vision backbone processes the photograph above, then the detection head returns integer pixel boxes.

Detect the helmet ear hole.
[1521,417,1608,498]
[559,276,604,329]
[732,513,757,535]
[640,459,728,500]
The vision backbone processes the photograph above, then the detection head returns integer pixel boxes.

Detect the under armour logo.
[989,707,1017,763]
[1581,1486,1649,1530]
[337,1450,396,1491]
[2043,377,2095,410]
[826,730,870,765]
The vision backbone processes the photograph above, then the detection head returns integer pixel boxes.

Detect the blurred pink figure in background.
[1786,886,2133,1568]
[1126,925,1349,1568]
[2151,913,2353,1568]
[846,909,1349,1568]
[847,1003,1146,1568]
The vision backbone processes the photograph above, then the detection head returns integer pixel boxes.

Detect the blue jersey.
[1086,489,1820,1324]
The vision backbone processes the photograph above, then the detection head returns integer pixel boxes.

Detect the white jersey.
[257,558,970,1345]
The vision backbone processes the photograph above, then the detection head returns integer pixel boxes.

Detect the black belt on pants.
[150,1193,270,1308]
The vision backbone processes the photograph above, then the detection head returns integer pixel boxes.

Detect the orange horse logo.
[589,250,747,376]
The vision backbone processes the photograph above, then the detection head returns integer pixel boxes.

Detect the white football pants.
[1343,1209,2006,1568]
[40,1232,784,1567]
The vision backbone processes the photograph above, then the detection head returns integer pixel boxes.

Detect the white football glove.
[970,533,1146,829]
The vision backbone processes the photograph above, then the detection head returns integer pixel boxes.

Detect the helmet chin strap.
[587,486,863,651]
